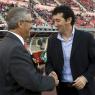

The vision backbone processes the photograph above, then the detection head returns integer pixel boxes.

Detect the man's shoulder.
[48,32,58,40]
[75,29,93,37]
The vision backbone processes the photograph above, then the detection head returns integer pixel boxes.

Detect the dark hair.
[52,5,75,26]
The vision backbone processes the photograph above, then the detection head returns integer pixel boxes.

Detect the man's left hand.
[73,75,88,90]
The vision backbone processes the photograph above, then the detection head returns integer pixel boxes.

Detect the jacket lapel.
[53,30,80,71]
[70,30,80,58]
[54,36,64,69]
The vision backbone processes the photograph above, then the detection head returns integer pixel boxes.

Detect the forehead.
[52,13,64,20]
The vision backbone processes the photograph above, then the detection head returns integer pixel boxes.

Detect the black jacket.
[46,29,95,95]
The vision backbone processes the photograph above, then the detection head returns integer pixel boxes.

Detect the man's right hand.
[49,71,59,86]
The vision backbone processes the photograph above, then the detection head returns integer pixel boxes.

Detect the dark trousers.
[57,82,79,95]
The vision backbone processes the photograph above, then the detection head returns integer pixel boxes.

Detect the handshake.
[49,71,59,86]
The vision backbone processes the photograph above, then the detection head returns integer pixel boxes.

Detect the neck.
[61,25,73,38]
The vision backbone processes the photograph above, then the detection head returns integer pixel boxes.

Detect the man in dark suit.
[0,7,59,95]
[45,5,95,95]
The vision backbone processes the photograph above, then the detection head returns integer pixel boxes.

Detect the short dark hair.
[52,5,75,26]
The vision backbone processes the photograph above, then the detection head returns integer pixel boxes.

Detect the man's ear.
[66,17,72,24]
[18,21,23,28]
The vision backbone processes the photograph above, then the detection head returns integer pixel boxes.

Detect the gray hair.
[6,7,31,29]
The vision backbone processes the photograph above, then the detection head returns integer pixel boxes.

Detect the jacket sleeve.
[9,46,55,92]
[83,33,95,82]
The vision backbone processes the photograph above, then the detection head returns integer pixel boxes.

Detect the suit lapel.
[55,37,64,69]
[71,30,80,58]
[53,30,80,71]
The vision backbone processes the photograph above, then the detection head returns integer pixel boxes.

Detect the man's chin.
[57,28,61,32]
[58,29,62,33]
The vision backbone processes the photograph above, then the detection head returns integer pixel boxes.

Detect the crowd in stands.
[77,0,95,12]
[0,0,95,30]
[40,0,57,6]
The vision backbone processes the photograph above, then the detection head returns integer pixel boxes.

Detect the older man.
[0,7,58,95]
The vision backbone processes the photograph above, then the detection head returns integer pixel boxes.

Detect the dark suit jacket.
[0,32,55,95]
[45,29,95,95]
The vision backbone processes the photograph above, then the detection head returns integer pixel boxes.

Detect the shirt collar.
[9,31,24,45]
[57,26,75,41]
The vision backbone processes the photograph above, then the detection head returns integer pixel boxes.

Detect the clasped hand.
[73,75,87,90]
[49,71,59,86]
